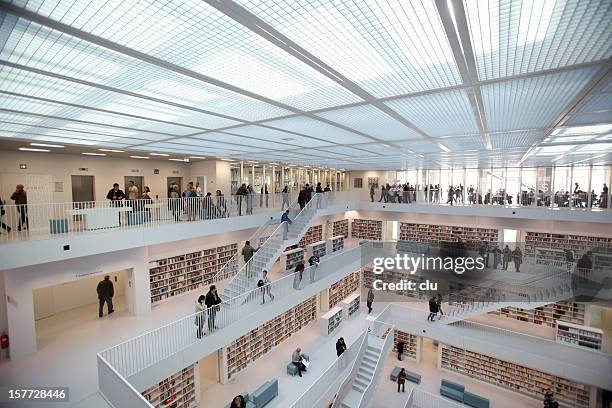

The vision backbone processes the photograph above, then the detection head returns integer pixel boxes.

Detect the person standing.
[427,295,438,321]
[236,183,248,216]
[378,185,386,202]
[315,182,323,208]
[260,270,274,304]
[10,185,29,231]
[336,337,347,357]
[169,184,181,221]
[293,262,304,290]
[493,246,502,269]
[281,209,292,239]
[96,275,114,318]
[513,247,523,272]
[367,287,374,313]
[370,185,375,202]
[0,196,11,233]
[479,242,489,268]
[397,368,407,393]
[502,245,512,270]
[298,187,308,210]
[195,295,206,339]
[447,185,454,206]
[127,180,139,212]
[215,190,227,217]
[324,184,331,192]
[241,240,258,279]
[281,185,291,210]
[205,285,222,331]
[107,183,125,204]
[396,341,405,361]
[195,182,203,197]
[308,253,319,283]
[230,395,247,408]
[436,294,444,317]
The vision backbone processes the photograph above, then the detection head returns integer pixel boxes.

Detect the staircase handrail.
[331,327,371,408]
[357,323,395,408]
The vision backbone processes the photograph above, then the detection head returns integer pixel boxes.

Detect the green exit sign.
[19,163,27,169]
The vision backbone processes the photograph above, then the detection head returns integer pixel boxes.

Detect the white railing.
[357,322,394,408]
[98,243,366,378]
[97,354,152,408]
[331,326,372,408]
[404,388,464,408]
[290,330,368,408]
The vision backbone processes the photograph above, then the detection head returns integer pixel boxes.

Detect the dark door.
[71,175,95,202]
[124,176,143,199]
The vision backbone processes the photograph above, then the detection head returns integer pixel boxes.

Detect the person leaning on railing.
[11,184,29,231]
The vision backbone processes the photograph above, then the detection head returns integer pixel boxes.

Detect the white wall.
[0,151,233,203]
[4,247,150,359]
[347,171,396,200]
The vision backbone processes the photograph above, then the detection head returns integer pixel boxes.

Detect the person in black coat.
[427,296,438,321]
[336,337,347,357]
[230,395,246,408]
[396,341,405,360]
[204,285,222,331]
[96,275,114,318]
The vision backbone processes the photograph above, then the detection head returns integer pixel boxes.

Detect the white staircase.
[221,194,322,300]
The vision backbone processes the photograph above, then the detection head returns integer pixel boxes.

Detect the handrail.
[356,322,394,408]
[405,388,464,408]
[331,325,372,408]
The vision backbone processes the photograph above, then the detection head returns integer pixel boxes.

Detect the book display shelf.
[351,219,383,240]
[142,364,197,408]
[332,219,349,239]
[299,224,323,248]
[320,306,343,336]
[399,223,499,249]
[489,301,586,327]
[328,271,360,308]
[440,344,594,408]
[327,235,345,254]
[280,247,305,272]
[149,243,238,305]
[556,322,603,351]
[525,231,612,259]
[340,293,360,319]
[306,240,327,258]
[393,329,419,361]
[222,296,316,381]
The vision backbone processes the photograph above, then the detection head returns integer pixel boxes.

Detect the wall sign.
[172,170,179,175]
[154,169,160,174]
[19,163,27,169]
[54,182,64,192]
[131,169,140,173]
[78,167,88,171]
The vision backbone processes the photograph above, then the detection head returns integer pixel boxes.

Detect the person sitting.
[292,347,308,377]
[230,395,246,408]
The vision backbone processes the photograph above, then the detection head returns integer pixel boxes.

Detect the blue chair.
[390,367,401,382]
[464,391,490,408]
[251,379,278,407]
[406,370,421,384]
[440,379,464,402]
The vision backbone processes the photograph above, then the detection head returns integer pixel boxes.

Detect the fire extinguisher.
[0,333,8,360]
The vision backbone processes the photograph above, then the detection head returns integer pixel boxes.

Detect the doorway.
[167,177,183,197]
[124,176,143,200]
[32,269,134,350]
[71,175,95,203]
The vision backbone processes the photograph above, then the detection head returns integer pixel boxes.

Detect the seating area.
[225,379,278,408]
[389,367,421,384]
[440,379,490,408]
[286,354,309,376]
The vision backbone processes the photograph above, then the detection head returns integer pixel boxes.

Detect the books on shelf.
[489,301,586,327]
[327,235,345,254]
[440,344,593,408]
[525,231,612,259]
[556,322,603,351]
[394,330,419,361]
[149,243,238,305]
[222,296,316,381]
[306,240,327,258]
[320,306,343,336]
[351,219,383,240]
[329,271,360,308]
[298,224,323,249]
[280,247,305,272]
[399,222,499,249]
[142,364,197,408]
[332,219,349,239]
[340,293,360,319]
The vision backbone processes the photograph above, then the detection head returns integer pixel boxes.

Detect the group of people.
[371,183,425,203]
[479,243,523,272]
[0,184,29,233]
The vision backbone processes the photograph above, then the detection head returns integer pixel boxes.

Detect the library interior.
[0,1,611,408]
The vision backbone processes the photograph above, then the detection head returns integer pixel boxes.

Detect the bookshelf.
[327,235,345,254]
[149,243,238,305]
[141,364,198,408]
[439,344,594,408]
[299,224,323,248]
[489,301,586,327]
[280,247,305,272]
[306,240,327,258]
[393,329,420,362]
[399,223,499,249]
[340,293,360,319]
[329,271,360,308]
[333,219,349,239]
[524,231,612,259]
[556,322,603,351]
[320,306,343,336]
[221,296,316,381]
[351,219,383,240]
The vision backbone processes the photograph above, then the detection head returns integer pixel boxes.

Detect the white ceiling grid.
[0,0,609,169]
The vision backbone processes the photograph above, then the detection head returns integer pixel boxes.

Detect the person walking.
[436,294,444,317]
[378,185,386,202]
[493,247,502,269]
[396,341,405,361]
[367,287,374,313]
[241,240,258,279]
[281,209,292,239]
[261,184,269,208]
[293,262,304,290]
[0,196,11,233]
[246,185,255,215]
[447,185,454,206]
[169,184,181,221]
[397,368,407,393]
[336,337,347,357]
[260,270,274,304]
[96,275,114,318]
[427,295,438,321]
[513,246,523,272]
[502,245,512,270]
[281,185,290,210]
[195,295,206,339]
[308,253,319,283]
[315,182,323,208]
[205,285,222,331]
[369,185,375,202]
[297,187,308,210]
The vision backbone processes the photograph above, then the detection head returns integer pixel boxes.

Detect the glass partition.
[571,166,590,208]
[591,165,610,208]
[428,169,440,202]
[520,168,536,206]
[465,168,478,204]
[506,168,520,205]
[536,167,553,207]
[553,166,570,207]
[490,167,506,204]
[479,168,491,204]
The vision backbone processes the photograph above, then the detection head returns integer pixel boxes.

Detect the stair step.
[358,365,374,376]
[356,373,371,383]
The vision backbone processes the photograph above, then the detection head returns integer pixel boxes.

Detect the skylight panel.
[262,116,371,144]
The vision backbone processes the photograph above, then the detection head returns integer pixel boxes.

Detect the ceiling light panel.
[262,116,371,144]
[464,0,612,80]
[489,130,545,149]
[14,0,361,111]
[385,90,479,136]
[565,111,612,126]
[0,17,291,121]
[577,94,612,113]
[236,0,461,97]
[229,125,334,148]
[315,105,421,141]
[481,67,599,132]
[0,131,128,146]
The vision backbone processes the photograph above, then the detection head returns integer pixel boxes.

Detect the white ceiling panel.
[490,130,545,149]
[565,111,612,126]
[262,116,372,144]
[227,125,333,147]
[578,94,612,113]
